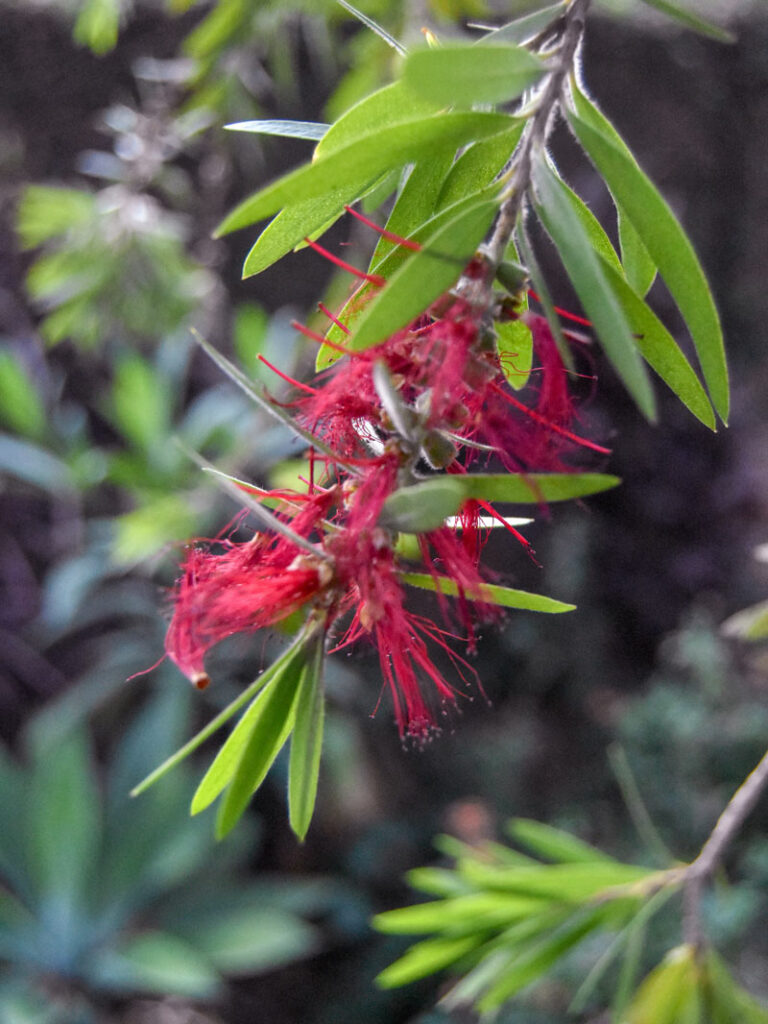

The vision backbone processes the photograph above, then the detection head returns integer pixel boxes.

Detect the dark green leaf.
[347,198,498,352]
[192,907,317,975]
[111,356,170,451]
[436,123,524,211]
[567,107,729,422]
[636,0,735,43]
[91,931,221,997]
[216,111,514,236]
[402,44,545,107]
[515,220,572,369]
[214,644,310,837]
[0,353,45,440]
[532,157,656,420]
[288,632,326,841]
[191,640,308,816]
[400,573,575,614]
[224,120,329,140]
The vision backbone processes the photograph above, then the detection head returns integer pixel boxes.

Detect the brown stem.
[683,746,768,950]
[482,0,591,273]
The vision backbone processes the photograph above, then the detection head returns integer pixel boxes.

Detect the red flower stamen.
[527,289,592,327]
[303,238,386,286]
[257,354,319,394]
[317,302,351,335]
[344,204,422,251]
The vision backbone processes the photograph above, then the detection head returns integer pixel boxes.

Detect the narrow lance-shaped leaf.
[288,631,326,841]
[568,78,656,297]
[635,0,735,43]
[506,819,618,864]
[403,43,545,108]
[191,638,309,817]
[216,112,514,236]
[347,198,499,352]
[532,156,656,420]
[131,631,311,797]
[317,186,502,368]
[555,175,715,428]
[335,0,406,56]
[515,219,572,370]
[224,120,329,140]
[435,123,524,212]
[214,643,308,837]
[400,572,575,614]
[476,2,566,47]
[567,105,729,422]
[376,934,484,989]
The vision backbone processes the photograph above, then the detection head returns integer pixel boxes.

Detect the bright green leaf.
[506,819,618,864]
[17,186,96,249]
[288,632,326,841]
[0,354,45,440]
[111,356,170,452]
[400,573,575,614]
[369,151,457,268]
[436,124,524,212]
[374,892,546,936]
[532,158,656,420]
[402,44,545,107]
[190,638,308,816]
[315,81,436,160]
[215,112,514,236]
[495,318,533,391]
[721,600,768,642]
[73,0,120,54]
[623,945,699,1024]
[376,934,482,988]
[214,644,309,837]
[567,108,729,422]
[347,198,498,352]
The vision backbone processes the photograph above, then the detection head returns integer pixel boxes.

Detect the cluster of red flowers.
[165,221,605,739]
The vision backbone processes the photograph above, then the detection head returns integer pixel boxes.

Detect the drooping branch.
[683,746,768,949]
[482,0,592,274]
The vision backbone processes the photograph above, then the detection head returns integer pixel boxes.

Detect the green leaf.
[73,0,120,54]
[317,187,501,368]
[568,82,656,297]
[111,356,170,451]
[25,730,100,901]
[192,907,318,975]
[532,157,656,420]
[243,186,372,279]
[722,600,768,642]
[623,945,698,1024]
[131,635,310,797]
[478,3,566,46]
[556,177,715,427]
[215,112,514,236]
[347,198,498,352]
[288,632,326,841]
[402,44,545,107]
[385,473,621,521]
[705,949,768,1024]
[374,892,547,936]
[315,81,437,161]
[92,931,221,997]
[460,860,655,901]
[224,120,329,140]
[400,573,575,614]
[436,124,524,211]
[635,0,735,43]
[335,0,406,56]
[506,819,617,864]
[567,106,729,422]
[369,151,457,268]
[599,259,715,429]
[0,433,73,491]
[478,908,606,1010]
[17,186,95,249]
[515,221,572,370]
[0,354,45,440]
[376,934,482,988]
[213,644,311,837]
[495,318,533,392]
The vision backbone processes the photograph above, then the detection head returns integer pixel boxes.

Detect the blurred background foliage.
[0,0,767,1021]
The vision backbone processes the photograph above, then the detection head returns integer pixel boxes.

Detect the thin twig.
[683,746,768,949]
